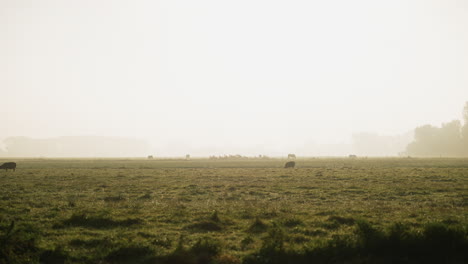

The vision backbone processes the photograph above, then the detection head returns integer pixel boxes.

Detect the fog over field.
[1,0,467,157]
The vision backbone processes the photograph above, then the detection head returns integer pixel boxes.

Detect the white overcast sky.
[1,0,467,152]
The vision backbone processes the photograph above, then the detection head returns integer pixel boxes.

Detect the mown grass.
[0,158,467,263]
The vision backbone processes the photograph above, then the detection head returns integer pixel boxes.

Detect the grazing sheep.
[0,162,16,171]
[284,161,295,168]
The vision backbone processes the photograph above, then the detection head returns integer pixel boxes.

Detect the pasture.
[0,158,467,263]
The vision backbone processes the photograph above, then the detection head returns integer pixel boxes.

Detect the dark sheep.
[284,161,295,168]
[0,162,16,171]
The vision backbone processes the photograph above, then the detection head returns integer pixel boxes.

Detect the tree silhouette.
[406,102,468,157]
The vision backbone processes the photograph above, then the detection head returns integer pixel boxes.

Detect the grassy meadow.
[0,158,467,263]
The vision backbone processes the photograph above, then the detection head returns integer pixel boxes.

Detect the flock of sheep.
[1,154,365,171]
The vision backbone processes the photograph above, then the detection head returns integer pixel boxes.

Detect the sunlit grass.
[0,158,467,263]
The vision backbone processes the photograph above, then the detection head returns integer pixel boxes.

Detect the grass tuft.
[210,210,221,222]
[240,236,255,250]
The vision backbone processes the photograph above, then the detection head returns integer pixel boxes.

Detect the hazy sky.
[1,0,467,153]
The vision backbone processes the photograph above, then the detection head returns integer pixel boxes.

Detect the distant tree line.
[406,102,468,157]
[0,136,150,157]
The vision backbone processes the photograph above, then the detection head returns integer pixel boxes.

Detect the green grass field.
[1,158,467,263]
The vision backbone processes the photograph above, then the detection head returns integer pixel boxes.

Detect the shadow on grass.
[281,217,304,228]
[161,237,222,264]
[320,215,356,230]
[0,221,41,264]
[185,221,223,232]
[247,217,269,234]
[105,245,155,264]
[184,211,232,233]
[2,218,467,264]
[55,212,143,229]
[69,237,115,249]
[244,220,468,264]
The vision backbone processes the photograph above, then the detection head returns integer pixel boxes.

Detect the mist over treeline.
[0,136,150,158]
[406,102,468,157]
[1,102,467,158]
[352,132,413,156]
[0,134,412,158]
